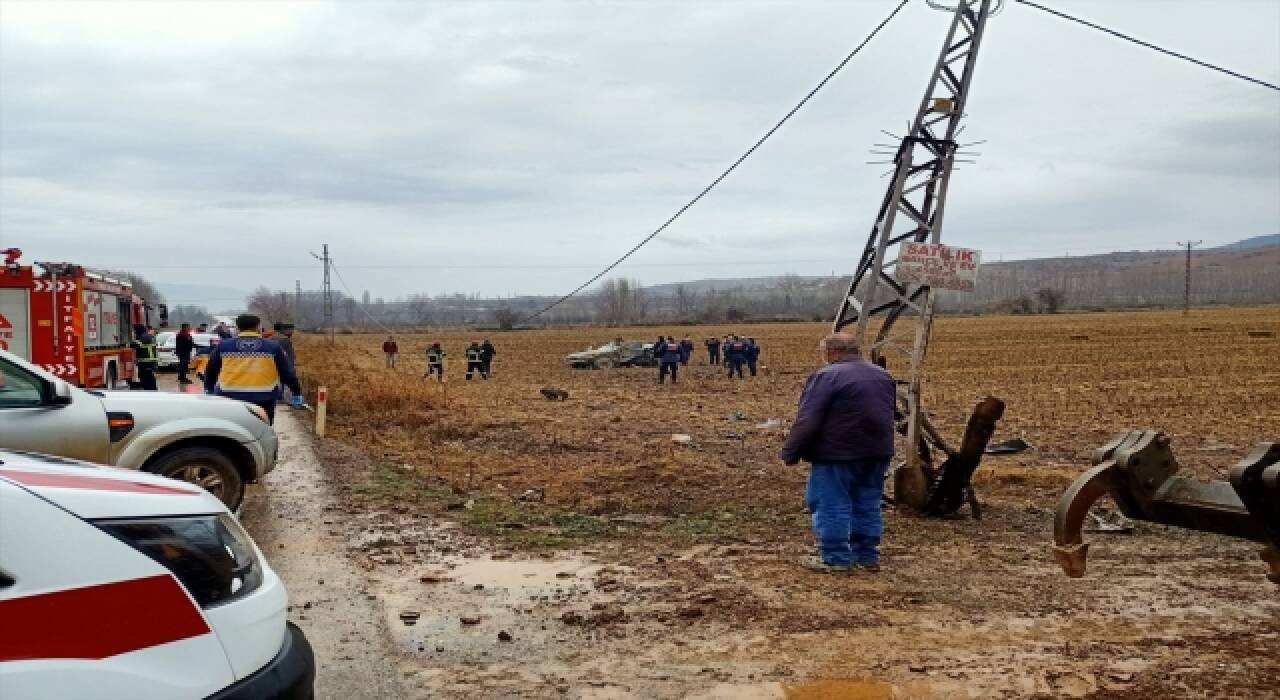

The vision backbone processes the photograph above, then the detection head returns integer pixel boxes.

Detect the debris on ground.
[985,437,1033,455]
[540,386,570,400]
[1085,510,1136,534]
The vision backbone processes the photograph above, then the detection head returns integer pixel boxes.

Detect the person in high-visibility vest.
[203,314,303,424]
[464,341,487,380]
[424,342,445,382]
[130,324,159,391]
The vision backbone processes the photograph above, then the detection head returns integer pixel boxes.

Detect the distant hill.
[634,236,1280,314]
[1211,234,1280,251]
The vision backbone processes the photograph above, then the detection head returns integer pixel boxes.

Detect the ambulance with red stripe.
[0,450,314,699]
[0,249,167,388]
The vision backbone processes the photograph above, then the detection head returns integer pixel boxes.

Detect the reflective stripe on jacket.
[203,332,302,402]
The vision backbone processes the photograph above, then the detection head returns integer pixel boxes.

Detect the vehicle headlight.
[95,514,263,608]
[245,403,270,423]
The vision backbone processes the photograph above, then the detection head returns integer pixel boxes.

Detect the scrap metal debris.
[985,438,1032,455]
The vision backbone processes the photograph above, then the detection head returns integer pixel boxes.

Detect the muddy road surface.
[269,423,1277,699]
[239,409,406,699]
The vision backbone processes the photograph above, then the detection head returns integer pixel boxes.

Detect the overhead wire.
[518,0,911,324]
[329,259,398,334]
[1014,0,1280,92]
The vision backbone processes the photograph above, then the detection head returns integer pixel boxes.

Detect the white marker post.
[315,386,328,437]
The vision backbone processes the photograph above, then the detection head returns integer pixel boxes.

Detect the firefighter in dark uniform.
[130,324,159,391]
[658,336,683,384]
[746,337,761,377]
[705,336,721,365]
[480,339,497,376]
[425,342,445,382]
[465,340,487,380]
[724,335,748,379]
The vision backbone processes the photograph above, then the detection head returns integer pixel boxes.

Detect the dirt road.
[239,408,407,700]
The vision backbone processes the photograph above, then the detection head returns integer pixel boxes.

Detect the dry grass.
[294,306,1280,544]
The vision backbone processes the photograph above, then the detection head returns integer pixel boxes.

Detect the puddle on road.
[376,554,613,662]
[693,678,928,700]
[447,556,601,593]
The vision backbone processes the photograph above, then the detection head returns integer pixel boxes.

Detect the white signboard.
[895,243,982,292]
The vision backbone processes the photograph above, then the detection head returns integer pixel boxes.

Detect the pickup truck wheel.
[147,448,244,510]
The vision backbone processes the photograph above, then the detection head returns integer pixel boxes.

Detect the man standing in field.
[382,336,399,368]
[425,342,445,382]
[724,335,748,379]
[204,314,304,424]
[746,337,761,377]
[706,336,721,365]
[657,336,683,384]
[780,333,896,574]
[679,337,694,366]
[480,339,497,376]
[465,340,488,380]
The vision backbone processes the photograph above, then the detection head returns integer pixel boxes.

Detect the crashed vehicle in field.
[565,340,656,369]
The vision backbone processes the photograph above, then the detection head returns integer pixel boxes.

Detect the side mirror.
[50,380,73,406]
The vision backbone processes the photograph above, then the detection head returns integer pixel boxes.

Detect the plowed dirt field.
[291,306,1280,698]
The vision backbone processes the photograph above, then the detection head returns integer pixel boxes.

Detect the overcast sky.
[2,0,1277,307]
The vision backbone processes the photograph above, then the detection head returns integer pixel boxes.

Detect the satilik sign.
[895,243,982,292]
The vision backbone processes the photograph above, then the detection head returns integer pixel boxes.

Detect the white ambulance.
[0,450,314,699]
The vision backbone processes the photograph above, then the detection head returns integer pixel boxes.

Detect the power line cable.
[519,0,911,324]
[329,259,398,335]
[1014,0,1279,92]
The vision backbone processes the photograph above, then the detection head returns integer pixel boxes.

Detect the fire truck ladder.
[832,0,998,511]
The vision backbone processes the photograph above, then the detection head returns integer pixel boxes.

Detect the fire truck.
[0,249,167,388]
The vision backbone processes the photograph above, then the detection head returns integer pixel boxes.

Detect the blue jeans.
[805,459,891,566]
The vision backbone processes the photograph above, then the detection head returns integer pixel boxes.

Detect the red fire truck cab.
[0,251,167,388]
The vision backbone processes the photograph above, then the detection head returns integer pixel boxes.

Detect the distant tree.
[595,277,646,325]
[104,270,165,304]
[493,307,519,330]
[246,286,292,326]
[1010,295,1035,314]
[725,308,747,322]
[674,284,697,319]
[1035,287,1066,313]
[169,304,211,326]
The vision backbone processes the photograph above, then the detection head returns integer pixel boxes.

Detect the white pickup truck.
[0,349,277,510]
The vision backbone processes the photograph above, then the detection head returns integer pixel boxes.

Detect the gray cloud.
[1,0,1277,304]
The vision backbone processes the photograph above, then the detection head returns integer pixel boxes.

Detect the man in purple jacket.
[780,333,896,573]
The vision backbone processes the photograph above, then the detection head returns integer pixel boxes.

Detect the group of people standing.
[704,335,761,379]
[651,334,761,384]
[382,337,496,382]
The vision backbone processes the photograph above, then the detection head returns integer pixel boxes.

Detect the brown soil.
[294,307,1280,698]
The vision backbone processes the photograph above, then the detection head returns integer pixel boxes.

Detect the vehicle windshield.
[156,332,176,345]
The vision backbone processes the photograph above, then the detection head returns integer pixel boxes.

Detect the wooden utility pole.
[1176,241,1201,315]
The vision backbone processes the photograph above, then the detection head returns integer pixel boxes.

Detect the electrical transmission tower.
[832,0,998,509]
[1177,240,1201,315]
[311,244,334,345]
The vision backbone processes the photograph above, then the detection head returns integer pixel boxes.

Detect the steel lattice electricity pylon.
[832,0,997,509]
